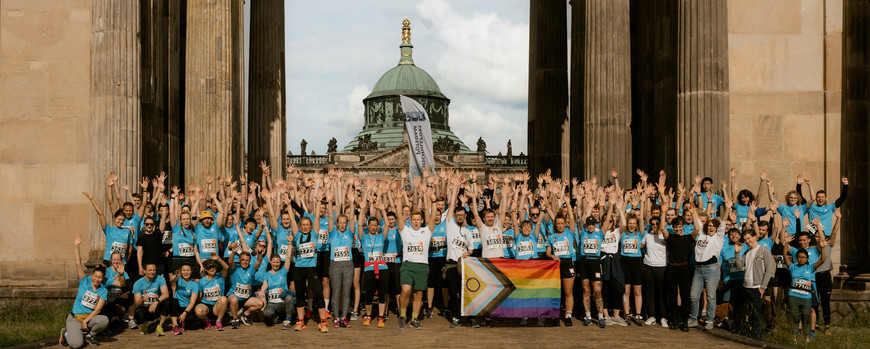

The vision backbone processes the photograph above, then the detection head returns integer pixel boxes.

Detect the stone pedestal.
[248,0,286,178]
[89,0,141,251]
[184,0,244,186]
[528,0,569,184]
[676,0,729,186]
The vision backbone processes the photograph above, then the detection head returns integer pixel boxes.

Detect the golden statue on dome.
[402,17,411,44]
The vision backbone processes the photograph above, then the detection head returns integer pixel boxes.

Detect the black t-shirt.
[137,231,167,265]
[666,234,694,264]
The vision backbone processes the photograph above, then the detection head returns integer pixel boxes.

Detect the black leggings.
[135,302,169,323]
[363,269,390,306]
[445,262,461,318]
[293,267,325,308]
[643,265,666,319]
[816,271,833,326]
[665,265,691,324]
[386,263,402,296]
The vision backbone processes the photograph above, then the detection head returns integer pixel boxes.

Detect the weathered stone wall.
[728,0,843,269]
[0,1,92,287]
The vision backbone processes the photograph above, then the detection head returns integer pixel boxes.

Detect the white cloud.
[449,104,526,155]
[416,0,529,104]
[345,85,371,133]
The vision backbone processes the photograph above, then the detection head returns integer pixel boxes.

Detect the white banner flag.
[400,95,435,184]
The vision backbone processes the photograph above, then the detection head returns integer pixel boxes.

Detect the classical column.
[676,0,730,186]
[184,0,244,187]
[141,0,168,179]
[248,0,286,178]
[577,0,632,183]
[840,0,870,274]
[89,0,141,253]
[529,0,569,183]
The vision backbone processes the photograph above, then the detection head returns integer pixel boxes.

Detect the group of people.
[62,163,847,347]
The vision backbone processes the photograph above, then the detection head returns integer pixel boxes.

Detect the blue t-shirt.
[502,228,516,259]
[132,275,167,306]
[694,193,725,218]
[789,247,820,268]
[758,237,774,251]
[384,227,403,264]
[788,263,816,299]
[261,269,290,304]
[123,214,143,246]
[102,267,129,303]
[548,230,576,260]
[227,265,255,300]
[175,278,198,307]
[103,224,133,263]
[274,225,294,261]
[778,204,807,236]
[171,224,196,258]
[198,275,225,305]
[532,220,552,254]
[720,243,747,283]
[807,203,836,236]
[580,229,603,258]
[292,231,322,268]
[514,233,538,260]
[194,223,223,257]
[429,221,447,258]
[328,228,355,262]
[304,212,332,252]
[361,232,388,272]
[620,231,644,258]
[72,276,108,315]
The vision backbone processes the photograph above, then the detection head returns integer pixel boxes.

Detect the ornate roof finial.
[402,17,411,44]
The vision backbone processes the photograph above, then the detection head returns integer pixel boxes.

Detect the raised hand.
[730,167,738,178]
[74,234,82,246]
[83,192,93,201]
[842,177,849,185]
[205,169,213,185]
[611,168,618,179]
[120,184,129,192]
[140,176,149,191]
[834,207,841,218]
[796,174,804,185]
[759,170,767,181]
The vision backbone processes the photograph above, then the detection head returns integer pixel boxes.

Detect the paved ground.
[53,315,751,348]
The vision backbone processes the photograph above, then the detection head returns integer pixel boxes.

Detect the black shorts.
[774,269,790,289]
[317,251,331,278]
[537,252,549,260]
[427,257,446,287]
[352,248,363,268]
[559,258,575,279]
[471,248,482,258]
[620,256,643,285]
[579,258,602,281]
[168,257,200,278]
[202,303,216,318]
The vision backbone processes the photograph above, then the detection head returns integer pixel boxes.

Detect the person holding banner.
[444,177,475,328]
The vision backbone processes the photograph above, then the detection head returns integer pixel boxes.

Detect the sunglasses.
[144,223,155,226]
[530,213,540,217]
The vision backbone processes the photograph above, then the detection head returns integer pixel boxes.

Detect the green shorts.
[400,262,430,291]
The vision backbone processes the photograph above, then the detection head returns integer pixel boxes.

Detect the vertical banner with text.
[400,95,435,186]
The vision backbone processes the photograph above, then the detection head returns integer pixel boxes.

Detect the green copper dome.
[367,43,446,99]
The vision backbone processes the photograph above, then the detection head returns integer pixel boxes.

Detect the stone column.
[676,0,729,186]
[840,0,870,274]
[184,0,244,187]
[577,0,632,183]
[248,0,286,179]
[89,0,141,253]
[528,0,569,184]
[141,0,168,179]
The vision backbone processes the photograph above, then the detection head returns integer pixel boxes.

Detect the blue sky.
[280,0,530,155]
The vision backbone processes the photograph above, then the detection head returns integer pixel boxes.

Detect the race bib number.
[110,241,127,257]
[81,290,100,309]
[203,286,220,302]
[738,218,748,228]
[279,244,289,260]
[234,283,250,299]
[178,243,195,257]
[451,237,467,251]
[406,242,424,256]
[318,230,329,244]
[201,239,217,254]
[517,241,534,256]
[367,251,383,262]
[697,239,709,249]
[268,288,284,303]
[728,258,743,272]
[144,292,158,306]
[471,230,481,243]
[502,235,514,249]
[299,242,316,259]
[774,255,787,269]
[536,238,544,249]
[622,239,639,255]
[603,234,618,245]
[486,236,502,249]
[162,230,173,245]
[553,240,570,256]
[583,239,600,255]
[334,246,351,261]
[792,279,812,295]
[107,288,121,303]
[384,253,398,263]
[430,236,446,249]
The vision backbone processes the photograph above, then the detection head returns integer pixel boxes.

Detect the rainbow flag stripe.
[461,258,561,318]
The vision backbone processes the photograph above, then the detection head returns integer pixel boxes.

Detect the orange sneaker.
[318,321,328,333]
[293,321,306,331]
[363,316,372,326]
[377,318,385,328]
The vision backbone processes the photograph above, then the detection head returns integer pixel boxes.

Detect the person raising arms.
[60,235,109,348]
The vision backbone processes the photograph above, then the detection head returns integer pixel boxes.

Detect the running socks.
[399,307,407,318]
[566,311,572,318]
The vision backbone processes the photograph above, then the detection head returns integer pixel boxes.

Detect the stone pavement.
[53,316,750,348]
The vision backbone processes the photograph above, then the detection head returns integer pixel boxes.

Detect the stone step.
[833,273,870,290]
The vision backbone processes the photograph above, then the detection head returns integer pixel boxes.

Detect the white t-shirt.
[642,232,667,267]
[742,245,763,288]
[479,219,504,258]
[601,228,620,254]
[400,225,433,264]
[445,217,473,262]
[694,219,727,263]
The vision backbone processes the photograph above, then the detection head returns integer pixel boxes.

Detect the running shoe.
[341,318,351,328]
[231,319,239,329]
[128,319,138,329]
[520,317,528,327]
[216,321,224,331]
[319,321,329,333]
[240,314,252,326]
[598,318,606,329]
[563,317,573,327]
[425,308,433,318]
[59,329,68,347]
[687,319,699,328]
[85,332,100,346]
[471,318,480,328]
[660,318,669,329]
[203,320,212,330]
[294,321,306,331]
[398,317,407,330]
[378,317,386,328]
[824,327,832,336]
[333,319,340,328]
[612,317,628,326]
[810,331,816,339]
[583,317,593,326]
[552,318,560,327]
[645,317,657,326]
[409,319,421,330]
[451,318,461,328]
[363,316,372,326]
[350,312,359,321]
[282,320,292,330]
[305,309,313,319]
[326,310,333,320]
[156,325,165,336]
[538,318,546,327]
[680,322,689,332]
[171,326,182,335]
[140,321,152,335]
[605,317,615,326]
[704,322,714,330]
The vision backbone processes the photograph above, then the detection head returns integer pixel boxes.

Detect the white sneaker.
[645,317,657,326]
[687,319,699,328]
[660,318,669,328]
[704,322,714,330]
[613,317,629,326]
[128,319,138,329]
[605,317,615,326]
